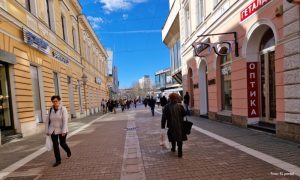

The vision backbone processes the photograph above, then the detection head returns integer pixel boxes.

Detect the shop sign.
[52,50,70,65]
[95,77,102,85]
[23,29,50,54]
[240,0,271,22]
[247,62,259,118]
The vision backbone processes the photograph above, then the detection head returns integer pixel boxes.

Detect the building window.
[25,0,31,11]
[219,48,232,111]
[197,0,204,25]
[184,3,191,39]
[213,0,221,8]
[170,40,181,74]
[72,27,77,50]
[45,0,55,31]
[61,15,67,41]
[53,72,60,95]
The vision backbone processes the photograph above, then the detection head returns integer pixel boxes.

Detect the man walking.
[184,92,190,116]
[148,96,156,116]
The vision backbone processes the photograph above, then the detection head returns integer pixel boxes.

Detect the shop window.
[53,72,60,95]
[219,48,232,111]
[0,64,13,130]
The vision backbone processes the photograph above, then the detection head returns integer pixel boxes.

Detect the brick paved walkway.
[1,106,299,180]
[0,113,105,171]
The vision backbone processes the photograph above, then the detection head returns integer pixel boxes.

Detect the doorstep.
[248,121,276,134]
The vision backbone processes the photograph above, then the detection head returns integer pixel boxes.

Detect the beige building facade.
[0,0,109,142]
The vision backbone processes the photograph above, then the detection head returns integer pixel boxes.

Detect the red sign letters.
[247,62,259,118]
[240,0,271,22]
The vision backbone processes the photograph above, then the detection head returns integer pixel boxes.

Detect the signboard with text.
[23,29,50,54]
[247,62,259,118]
[240,0,272,22]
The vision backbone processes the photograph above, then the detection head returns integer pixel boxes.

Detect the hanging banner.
[247,62,259,118]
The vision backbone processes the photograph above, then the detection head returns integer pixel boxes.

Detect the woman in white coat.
[45,95,71,167]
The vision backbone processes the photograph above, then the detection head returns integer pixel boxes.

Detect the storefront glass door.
[260,51,276,122]
[0,63,13,130]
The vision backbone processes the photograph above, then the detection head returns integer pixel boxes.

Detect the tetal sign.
[240,0,272,22]
[247,62,259,118]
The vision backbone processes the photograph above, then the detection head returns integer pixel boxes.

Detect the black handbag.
[183,117,193,135]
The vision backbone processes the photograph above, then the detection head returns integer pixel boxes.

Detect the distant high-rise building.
[139,75,151,90]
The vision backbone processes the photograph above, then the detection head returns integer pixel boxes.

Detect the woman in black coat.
[161,93,187,158]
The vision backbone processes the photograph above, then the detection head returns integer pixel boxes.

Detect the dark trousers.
[51,133,71,162]
[151,108,154,116]
[171,141,183,152]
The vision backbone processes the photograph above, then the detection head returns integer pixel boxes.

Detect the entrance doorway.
[0,63,13,130]
[259,29,276,122]
[199,60,208,115]
[30,65,43,123]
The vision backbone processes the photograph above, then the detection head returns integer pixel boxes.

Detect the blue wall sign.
[23,29,50,54]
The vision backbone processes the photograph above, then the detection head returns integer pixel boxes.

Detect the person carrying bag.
[161,93,187,158]
[45,95,71,167]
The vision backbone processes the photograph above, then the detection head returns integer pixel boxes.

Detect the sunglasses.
[192,40,234,57]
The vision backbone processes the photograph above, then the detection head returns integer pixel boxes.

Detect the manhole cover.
[4,175,39,180]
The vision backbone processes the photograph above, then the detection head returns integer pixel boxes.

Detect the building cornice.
[78,14,108,59]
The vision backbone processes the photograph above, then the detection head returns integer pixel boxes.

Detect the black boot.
[52,161,61,167]
[171,142,176,152]
[177,141,183,158]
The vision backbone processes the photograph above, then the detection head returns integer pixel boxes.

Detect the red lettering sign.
[247,62,259,118]
[240,0,272,22]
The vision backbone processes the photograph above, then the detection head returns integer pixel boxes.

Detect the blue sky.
[79,0,170,88]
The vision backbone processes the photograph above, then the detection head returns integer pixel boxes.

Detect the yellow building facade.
[0,0,109,140]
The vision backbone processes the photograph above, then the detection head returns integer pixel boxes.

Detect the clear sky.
[79,0,170,88]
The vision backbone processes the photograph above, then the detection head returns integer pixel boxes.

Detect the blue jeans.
[185,104,190,116]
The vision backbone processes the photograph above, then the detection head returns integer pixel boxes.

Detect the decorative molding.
[27,15,38,32]
[0,0,7,10]
[38,23,49,37]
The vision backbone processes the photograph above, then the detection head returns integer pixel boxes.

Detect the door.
[0,63,13,130]
[67,76,75,118]
[30,66,42,123]
[199,61,208,115]
[260,51,276,122]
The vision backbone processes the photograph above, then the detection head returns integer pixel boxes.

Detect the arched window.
[260,29,275,51]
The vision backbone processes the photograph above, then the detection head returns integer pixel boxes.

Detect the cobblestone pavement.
[1,106,300,180]
[155,108,300,167]
[0,113,105,171]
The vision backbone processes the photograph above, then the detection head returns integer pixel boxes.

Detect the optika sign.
[240,0,271,22]
[247,62,259,118]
